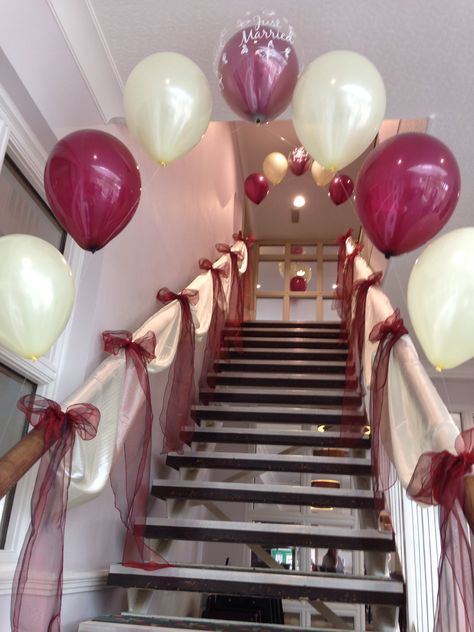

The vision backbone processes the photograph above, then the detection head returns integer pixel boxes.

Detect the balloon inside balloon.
[288,146,312,176]
[218,26,299,123]
[244,173,270,204]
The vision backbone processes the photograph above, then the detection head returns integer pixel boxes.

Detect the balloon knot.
[30,356,38,362]
[159,160,167,167]
[435,365,443,373]
[384,252,392,260]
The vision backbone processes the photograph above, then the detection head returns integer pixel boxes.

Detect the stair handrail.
[0,240,247,504]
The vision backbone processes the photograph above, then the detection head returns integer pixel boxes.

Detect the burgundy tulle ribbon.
[233,231,256,320]
[340,243,364,326]
[407,430,474,632]
[103,329,168,570]
[157,288,199,452]
[11,395,100,632]
[339,271,383,444]
[369,310,408,510]
[198,259,229,389]
[216,243,244,326]
[333,228,353,318]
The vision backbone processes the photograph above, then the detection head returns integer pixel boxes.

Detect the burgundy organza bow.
[198,259,229,389]
[103,329,168,570]
[157,288,199,453]
[233,231,256,321]
[216,243,244,325]
[339,271,383,445]
[340,243,364,326]
[407,430,474,632]
[368,310,408,510]
[333,228,353,318]
[11,395,99,632]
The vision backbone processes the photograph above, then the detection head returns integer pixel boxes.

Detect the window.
[0,365,35,548]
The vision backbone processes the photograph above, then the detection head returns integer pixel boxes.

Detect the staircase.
[80,321,405,631]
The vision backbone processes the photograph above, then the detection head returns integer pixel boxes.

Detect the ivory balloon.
[262,152,288,185]
[407,228,474,370]
[292,50,386,170]
[311,160,334,187]
[0,235,75,359]
[124,52,212,165]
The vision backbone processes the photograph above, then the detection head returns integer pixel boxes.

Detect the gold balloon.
[262,152,288,185]
[311,160,334,187]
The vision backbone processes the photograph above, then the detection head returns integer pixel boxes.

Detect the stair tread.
[208,370,350,381]
[84,613,354,632]
[224,335,348,345]
[108,562,404,605]
[222,346,348,355]
[193,404,364,416]
[242,321,343,329]
[201,386,355,397]
[191,427,370,448]
[152,479,374,509]
[142,517,394,551]
[167,451,371,475]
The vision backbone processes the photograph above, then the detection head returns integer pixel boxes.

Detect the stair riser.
[224,329,346,340]
[107,573,403,606]
[191,430,370,449]
[167,456,371,476]
[192,408,365,426]
[224,350,348,361]
[200,392,361,407]
[241,321,343,330]
[209,375,357,390]
[223,338,348,350]
[142,526,394,552]
[152,485,374,509]
[215,361,347,375]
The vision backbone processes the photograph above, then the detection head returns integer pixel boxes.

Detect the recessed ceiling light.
[292,195,306,208]
[256,284,261,289]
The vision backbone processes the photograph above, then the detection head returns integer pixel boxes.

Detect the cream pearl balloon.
[0,234,75,359]
[262,152,288,185]
[124,52,212,165]
[311,160,334,187]
[407,227,474,371]
[292,50,386,170]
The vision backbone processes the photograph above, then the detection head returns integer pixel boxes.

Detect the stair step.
[192,404,366,426]
[223,336,348,350]
[191,427,370,449]
[224,326,346,340]
[214,359,347,375]
[200,386,360,407]
[152,479,375,509]
[167,451,371,476]
[108,563,404,606]
[222,347,348,361]
[81,613,353,632]
[142,518,394,552]
[207,371,356,390]
[242,320,343,330]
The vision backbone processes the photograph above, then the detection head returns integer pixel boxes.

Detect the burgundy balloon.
[44,130,141,252]
[218,27,299,123]
[288,146,311,176]
[290,275,307,291]
[328,174,354,205]
[355,133,461,258]
[244,173,269,205]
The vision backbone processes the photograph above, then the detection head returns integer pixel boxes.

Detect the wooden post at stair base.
[0,425,52,499]
[463,476,474,535]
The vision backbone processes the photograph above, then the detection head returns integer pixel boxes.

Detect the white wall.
[0,120,243,631]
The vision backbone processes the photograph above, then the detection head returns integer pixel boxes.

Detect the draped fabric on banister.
[336,229,471,631]
[11,396,100,632]
[407,431,474,632]
[233,231,256,319]
[368,310,408,511]
[333,228,353,319]
[102,330,169,569]
[215,242,244,325]
[198,258,229,389]
[157,288,199,454]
